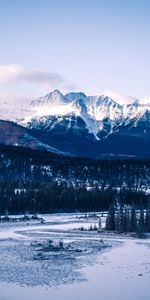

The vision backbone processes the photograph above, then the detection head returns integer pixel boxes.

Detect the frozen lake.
[0,213,149,300]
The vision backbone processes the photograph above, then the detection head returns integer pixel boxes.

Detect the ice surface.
[0,213,149,300]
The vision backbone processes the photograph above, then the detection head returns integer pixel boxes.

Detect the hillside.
[0,144,150,214]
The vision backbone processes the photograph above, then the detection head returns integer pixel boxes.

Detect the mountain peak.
[46,89,63,99]
[52,89,62,95]
[1,89,150,140]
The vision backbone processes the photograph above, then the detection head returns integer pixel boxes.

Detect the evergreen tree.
[115,209,120,232]
[138,208,145,236]
[106,202,115,230]
[145,210,150,232]
[126,207,131,232]
[130,205,138,233]
[98,217,102,231]
[119,204,126,232]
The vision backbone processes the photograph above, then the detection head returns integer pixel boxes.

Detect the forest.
[0,144,150,214]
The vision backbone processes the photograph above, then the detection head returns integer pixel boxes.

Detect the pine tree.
[126,207,131,232]
[98,217,102,231]
[130,205,138,233]
[119,204,127,232]
[115,209,120,232]
[106,202,115,230]
[145,210,150,232]
[138,208,145,236]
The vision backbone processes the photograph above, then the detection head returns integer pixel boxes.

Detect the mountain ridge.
[20,90,150,140]
[0,89,150,158]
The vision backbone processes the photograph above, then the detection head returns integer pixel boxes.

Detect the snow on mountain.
[1,89,150,140]
[0,100,32,122]
[22,90,82,124]
[100,90,137,105]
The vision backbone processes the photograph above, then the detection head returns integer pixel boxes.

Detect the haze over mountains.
[0,89,150,158]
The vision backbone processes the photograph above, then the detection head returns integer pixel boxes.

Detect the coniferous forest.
[0,144,150,214]
[105,202,150,235]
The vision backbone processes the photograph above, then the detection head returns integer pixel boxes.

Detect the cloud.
[0,64,65,88]
[0,64,78,103]
[23,70,64,87]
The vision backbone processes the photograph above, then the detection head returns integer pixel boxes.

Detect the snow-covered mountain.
[1,89,150,158]
[17,89,150,138]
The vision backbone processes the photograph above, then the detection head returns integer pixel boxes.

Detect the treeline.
[0,144,150,213]
[106,202,150,236]
[1,144,150,189]
[0,182,114,214]
[0,180,150,214]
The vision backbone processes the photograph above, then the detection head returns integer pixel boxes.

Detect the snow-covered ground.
[0,213,149,300]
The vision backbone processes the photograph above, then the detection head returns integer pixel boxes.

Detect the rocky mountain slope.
[0,90,150,158]
[0,120,67,155]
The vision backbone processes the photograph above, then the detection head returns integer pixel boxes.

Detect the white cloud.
[0,64,77,103]
[0,64,65,87]
[23,70,64,87]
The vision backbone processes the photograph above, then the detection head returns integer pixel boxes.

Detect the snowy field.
[0,213,149,300]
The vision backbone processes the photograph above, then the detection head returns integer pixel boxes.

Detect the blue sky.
[0,0,150,101]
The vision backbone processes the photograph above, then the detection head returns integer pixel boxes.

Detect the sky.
[0,0,150,102]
